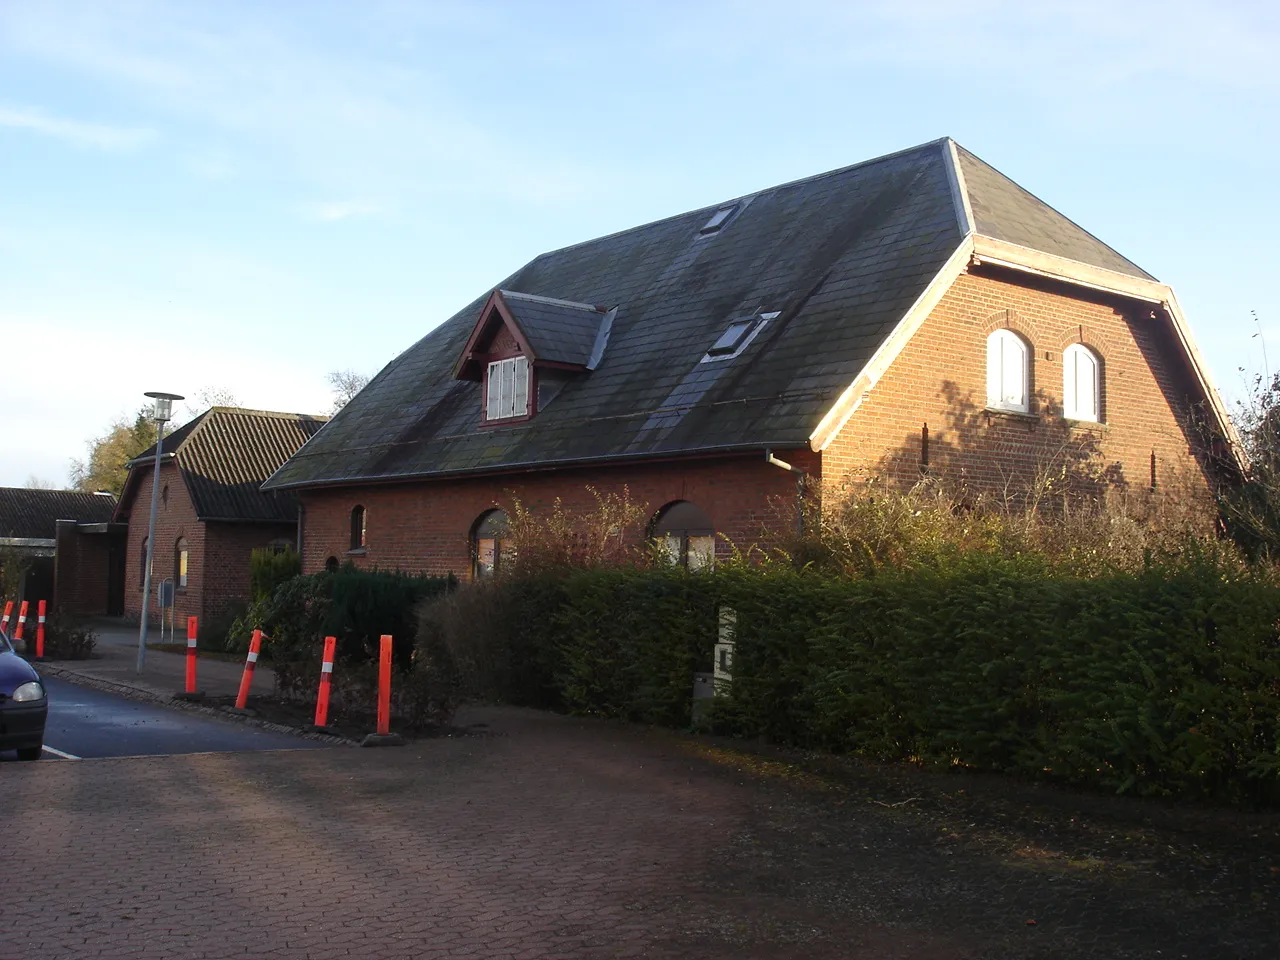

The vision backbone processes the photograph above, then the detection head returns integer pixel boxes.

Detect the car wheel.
[16,746,42,761]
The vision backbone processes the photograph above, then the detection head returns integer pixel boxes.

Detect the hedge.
[422,555,1280,805]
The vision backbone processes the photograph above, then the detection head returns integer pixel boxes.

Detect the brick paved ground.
[3,704,1278,959]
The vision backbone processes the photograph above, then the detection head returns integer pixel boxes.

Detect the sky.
[1,0,1278,487]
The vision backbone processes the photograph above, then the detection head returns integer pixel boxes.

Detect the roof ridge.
[205,406,330,421]
[531,137,954,261]
[499,290,606,312]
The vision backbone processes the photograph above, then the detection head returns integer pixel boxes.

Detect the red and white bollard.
[1,600,12,634]
[13,600,28,645]
[175,616,205,700]
[35,600,46,659]
[313,635,337,729]
[234,629,263,711]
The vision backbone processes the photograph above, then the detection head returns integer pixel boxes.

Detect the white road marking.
[41,745,81,760]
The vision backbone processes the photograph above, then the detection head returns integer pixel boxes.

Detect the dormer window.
[486,356,530,421]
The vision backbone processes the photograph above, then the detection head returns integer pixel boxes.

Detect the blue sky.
[2,0,1277,487]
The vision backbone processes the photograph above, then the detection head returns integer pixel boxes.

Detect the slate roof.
[501,291,609,368]
[0,488,117,540]
[265,138,1155,491]
[124,408,327,522]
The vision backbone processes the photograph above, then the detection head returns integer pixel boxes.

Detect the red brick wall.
[202,520,296,622]
[53,520,116,616]
[121,462,298,627]
[121,461,207,627]
[821,267,1215,500]
[297,452,816,578]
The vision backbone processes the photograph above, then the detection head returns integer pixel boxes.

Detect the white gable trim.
[970,235,1243,467]
[943,138,975,238]
[809,238,974,452]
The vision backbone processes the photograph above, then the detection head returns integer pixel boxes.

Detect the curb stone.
[34,661,359,747]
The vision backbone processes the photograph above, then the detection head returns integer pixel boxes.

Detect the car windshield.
[0,629,10,653]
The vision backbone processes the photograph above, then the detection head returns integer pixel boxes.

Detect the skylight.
[700,205,738,234]
[707,319,754,356]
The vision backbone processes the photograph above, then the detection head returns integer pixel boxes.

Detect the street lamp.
[137,391,184,674]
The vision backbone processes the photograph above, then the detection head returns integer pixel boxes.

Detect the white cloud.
[0,104,153,150]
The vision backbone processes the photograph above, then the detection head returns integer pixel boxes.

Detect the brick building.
[116,407,326,629]
[0,487,121,616]
[264,139,1239,579]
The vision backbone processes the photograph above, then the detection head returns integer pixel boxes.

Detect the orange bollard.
[35,600,46,658]
[1,600,12,634]
[314,635,337,728]
[185,616,199,694]
[235,629,263,710]
[13,600,28,644]
[376,634,392,736]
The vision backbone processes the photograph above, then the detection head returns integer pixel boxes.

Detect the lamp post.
[137,391,184,674]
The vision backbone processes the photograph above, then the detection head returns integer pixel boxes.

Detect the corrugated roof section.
[129,408,328,522]
[0,488,118,539]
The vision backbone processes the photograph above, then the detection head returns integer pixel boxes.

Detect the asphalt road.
[0,676,329,761]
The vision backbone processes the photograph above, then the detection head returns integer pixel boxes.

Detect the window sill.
[1062,416,1107,430]
[346,547,367,557]
[984,406,1038,422]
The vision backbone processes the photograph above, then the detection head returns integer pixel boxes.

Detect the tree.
[178,386,239,425]
[24,475,57,490]
[1219,369,1280,558]
[327,369,370,413]
[69,408,158,496]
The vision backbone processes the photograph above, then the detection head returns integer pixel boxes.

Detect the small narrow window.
[1063,344,1100,422]
[174,537,189,589]
[325,556,340,573]
[485,356,531,421]
[700,205,738,234]
[139,537,149,590]
[986,329,1030,413]
[350,505,366,550]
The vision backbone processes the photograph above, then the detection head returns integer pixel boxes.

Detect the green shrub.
[38,614,98,660]
[250,547,302,602]
[230,566,458,727]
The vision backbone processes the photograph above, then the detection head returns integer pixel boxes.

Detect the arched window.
[472,509,510,579]
[986,329,1030,413]
[174,537,189,589]
[324,556,340,573]
[139,537,149,590]
[651,501,716,570]
[350,505,366,550]
[1063,344,1101,422]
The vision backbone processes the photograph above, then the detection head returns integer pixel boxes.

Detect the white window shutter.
[1064,345,1098,421]
[986,333,1002,408]
[513,356,529,416]
[486,361,502,420]
[1005,335,1026,409]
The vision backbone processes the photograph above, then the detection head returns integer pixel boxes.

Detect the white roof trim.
[970,235,1242,466]
[943,138,974,237]
[809,238,974,452]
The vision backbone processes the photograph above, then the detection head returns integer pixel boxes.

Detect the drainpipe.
[765,449,807,536]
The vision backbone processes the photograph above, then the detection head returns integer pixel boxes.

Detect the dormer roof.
[453,289,613,381]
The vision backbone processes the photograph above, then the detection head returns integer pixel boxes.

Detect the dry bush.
[503,486,651,573]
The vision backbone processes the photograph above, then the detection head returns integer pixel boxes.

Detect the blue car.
[0,628,47,761]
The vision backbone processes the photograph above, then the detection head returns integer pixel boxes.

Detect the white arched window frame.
[1063,344,1100,422]
[986,329,1030,413]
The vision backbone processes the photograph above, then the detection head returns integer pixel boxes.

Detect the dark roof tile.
[0,488,117,539]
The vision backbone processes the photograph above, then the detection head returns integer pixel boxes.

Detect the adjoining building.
[263,138,1239,579]
[0,487,122,616]
[115,407,327,630]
